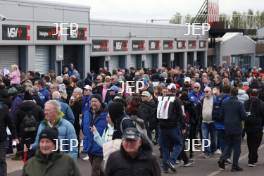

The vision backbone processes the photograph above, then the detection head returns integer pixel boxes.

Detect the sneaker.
[215,149,222,155]
[225,158,232,164]
[231,166,243,172]
[218,160,225,170]
[183,161,193,167]
[201,153,210,159]
[82,155,89,161]
[248,163,256,167]
[167,161,176,172]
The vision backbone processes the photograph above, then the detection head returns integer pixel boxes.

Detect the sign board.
[2,24,30,40]
[132,40,145,51]
[163,40,173,50]
[37,26,59,40]
[149,40,160,50]
[92,40,109,52]
[113,40,128,51]
[67,27,87,40]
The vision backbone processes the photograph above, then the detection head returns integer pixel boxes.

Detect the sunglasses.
[194,87,200,89]
[205,91,210,93]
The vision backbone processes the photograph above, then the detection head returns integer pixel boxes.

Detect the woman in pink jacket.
[9,64,21,86]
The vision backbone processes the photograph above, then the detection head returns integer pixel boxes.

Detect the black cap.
[122,127,141,140]
[39,128,58,145]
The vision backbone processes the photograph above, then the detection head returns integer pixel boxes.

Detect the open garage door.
[90,56,105,74]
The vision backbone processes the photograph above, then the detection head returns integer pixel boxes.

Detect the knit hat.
[90,94,103,104]
[24,91,33,101]
[39,128,58,145]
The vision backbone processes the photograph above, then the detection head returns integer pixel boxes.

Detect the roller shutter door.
[35,46,49,74]
[0,46,19,71]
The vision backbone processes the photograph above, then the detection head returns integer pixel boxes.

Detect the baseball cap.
[39,128,58,145]
[167,83,176,90]
[141,91,151,97]
[122,127,141,141]
[184,77,191,83]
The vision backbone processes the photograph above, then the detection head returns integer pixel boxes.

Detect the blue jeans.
[159,127,183,169]
[216,129,225,152]
[201,122,216,155]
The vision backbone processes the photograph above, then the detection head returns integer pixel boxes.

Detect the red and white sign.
[208,0,219,23]
[177,41,186,49]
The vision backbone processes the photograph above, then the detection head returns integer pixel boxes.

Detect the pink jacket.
[10,70,21,85]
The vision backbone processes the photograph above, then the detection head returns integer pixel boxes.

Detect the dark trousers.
[220,134,241,168]
[0,141,7,176]
[247,132,263,164]
[89,155,104,176]
[216,129,225,152]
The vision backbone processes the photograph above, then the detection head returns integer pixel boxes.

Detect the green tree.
[170,12,182,24]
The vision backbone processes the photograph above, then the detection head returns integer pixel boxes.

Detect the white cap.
[83,85,92,91]
[184,77,191,83]
[167,83,176,90]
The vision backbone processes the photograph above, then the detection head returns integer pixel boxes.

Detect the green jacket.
[22,150,81,176]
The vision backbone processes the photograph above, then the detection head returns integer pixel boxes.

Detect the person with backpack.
[0,84,18,176]
[15,90,44,161]
[244,89,264,167]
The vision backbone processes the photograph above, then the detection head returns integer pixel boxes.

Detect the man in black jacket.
[244,89,264,167]
[157,86,184,173]
[218,87,247,172]
[0,86,17,176]
[105,127,161,176]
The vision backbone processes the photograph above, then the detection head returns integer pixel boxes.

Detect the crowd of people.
[0,63,264,176]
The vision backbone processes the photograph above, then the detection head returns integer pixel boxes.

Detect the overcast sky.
[40,0,264,22]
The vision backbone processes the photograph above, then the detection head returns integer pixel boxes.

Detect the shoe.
[201,153,209,159]
[183,161,193,167]
[215,149,222,155]
[167,161,176,172]
[225,158,232,164]
[82,155,89,161]
[248,163,256,167]
[231,166,243,172]
[162,168,169,174]
[218,160,225,170]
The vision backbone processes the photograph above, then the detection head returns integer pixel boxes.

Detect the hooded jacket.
[82,107,107,156]
[22,150,80,176]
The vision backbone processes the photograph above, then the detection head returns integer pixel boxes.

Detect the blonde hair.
[11,64,19,71]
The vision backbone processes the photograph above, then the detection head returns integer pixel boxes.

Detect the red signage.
[92,40,109,52]
[163,40,173,50]
[149,40,160,50]
[177,41,186,49]
[113,40,128,51]
[188,40,196,49]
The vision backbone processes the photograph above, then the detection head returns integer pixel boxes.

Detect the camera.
[0,15,7,21]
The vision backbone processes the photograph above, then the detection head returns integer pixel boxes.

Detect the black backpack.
[22,111,38,135]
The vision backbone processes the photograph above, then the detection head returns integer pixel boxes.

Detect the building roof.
[221,32,255,44]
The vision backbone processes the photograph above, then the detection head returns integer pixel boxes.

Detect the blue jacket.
[221,96,247,135]
[82,108,107,156]
[56,99,75,125]
[32,118,78,159]
[38,88,50,105]
[188,91,204,107]
[82,95,91,113]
